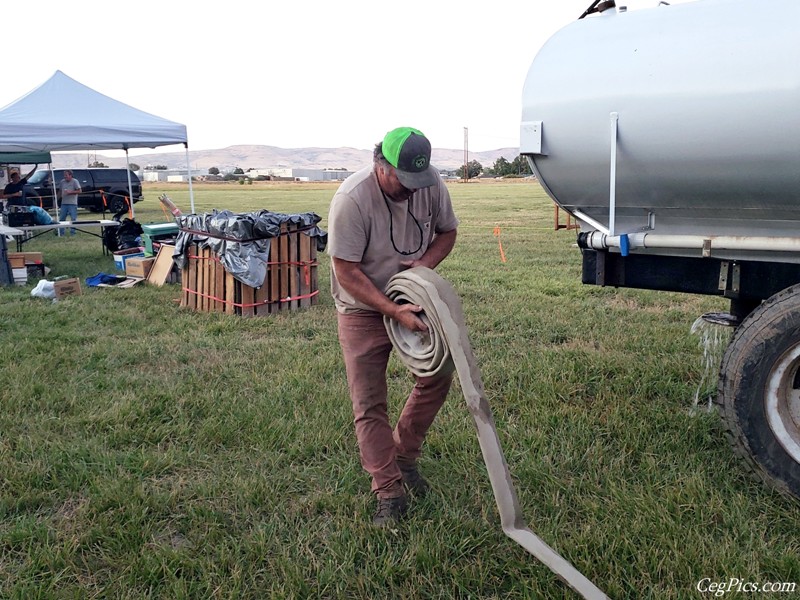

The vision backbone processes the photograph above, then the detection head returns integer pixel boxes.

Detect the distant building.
[143,168,194,182]
[294,168,352,181]
[245,168,293,179]
[244,167,353,181]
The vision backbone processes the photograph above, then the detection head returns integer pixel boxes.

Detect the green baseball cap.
[382,126,439,189]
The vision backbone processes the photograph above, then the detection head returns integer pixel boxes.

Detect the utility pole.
[463,127,469,182]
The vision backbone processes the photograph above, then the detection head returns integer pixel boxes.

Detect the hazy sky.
[4,0,695,155]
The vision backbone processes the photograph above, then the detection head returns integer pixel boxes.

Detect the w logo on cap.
[414,155,428,170]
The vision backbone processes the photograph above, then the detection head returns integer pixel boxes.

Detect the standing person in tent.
[57,170,81,236]
[327,126,459,527]
[2,164,38,206]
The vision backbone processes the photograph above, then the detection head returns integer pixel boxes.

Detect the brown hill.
[48,145,521,173]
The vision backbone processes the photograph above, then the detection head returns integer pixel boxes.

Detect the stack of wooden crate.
[180,221,319,316]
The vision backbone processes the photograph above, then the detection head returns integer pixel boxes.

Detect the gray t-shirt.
[59,178,81,206]
[327,165,459,314]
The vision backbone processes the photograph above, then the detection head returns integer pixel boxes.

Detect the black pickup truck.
[24,168,143,213]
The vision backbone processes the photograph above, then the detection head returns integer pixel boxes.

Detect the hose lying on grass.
[384,267,608,600]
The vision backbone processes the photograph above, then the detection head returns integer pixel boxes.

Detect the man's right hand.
[392,302,428,333]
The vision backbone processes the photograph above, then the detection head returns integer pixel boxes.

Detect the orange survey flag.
[493,227,507,263]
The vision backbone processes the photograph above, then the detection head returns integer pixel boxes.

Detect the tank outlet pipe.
[578,231,800,255]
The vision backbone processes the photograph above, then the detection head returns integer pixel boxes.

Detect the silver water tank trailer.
[521,0,800,261]
[521,0,800,500]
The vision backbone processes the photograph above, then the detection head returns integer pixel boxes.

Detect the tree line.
[198,155,533,181]
[455,154,532,179]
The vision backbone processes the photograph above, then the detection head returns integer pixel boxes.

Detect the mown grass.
[1,180,798,599]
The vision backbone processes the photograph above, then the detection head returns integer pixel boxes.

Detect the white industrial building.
[245,167,353,181]
[142,168,193,182]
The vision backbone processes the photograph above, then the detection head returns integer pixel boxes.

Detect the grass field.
[1,180,798,599]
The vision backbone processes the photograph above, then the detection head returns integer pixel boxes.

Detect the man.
[57,170,81,236]
[327,127,459,526]
[3,165,38,206]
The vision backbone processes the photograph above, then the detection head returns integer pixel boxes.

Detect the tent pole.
[125,149,134,218]
[185,145,195,214]
[49,163,59,230]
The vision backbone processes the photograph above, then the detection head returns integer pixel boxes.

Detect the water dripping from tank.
[689,312,737,411]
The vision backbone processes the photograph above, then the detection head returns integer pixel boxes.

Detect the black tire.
[109,195,127,213]
[716,284,800,499]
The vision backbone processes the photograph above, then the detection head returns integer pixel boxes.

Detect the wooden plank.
[207,247,214,312]
[288,224,299,311]
[149,244,177,288]
[203,247,209,311]
[180,267,188,307]
[299,228,311,308]
[264,248,273,315]
[187,244,197,311]
[215,251,225,313]
[209,247,217,313]
[253,263,268,316]
[225,270,235,315]
[202,247,208,312]
[271,233,281,312]
[279,223,289,312]
[203,247,211,313]
[241,277,255,317]
[200,247,208,312]
[207,247,216,312]
[310,238,318,306]
[195,246,202,312]
[270,228,279,312]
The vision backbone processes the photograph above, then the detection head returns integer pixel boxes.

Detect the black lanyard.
[381,190,423,256]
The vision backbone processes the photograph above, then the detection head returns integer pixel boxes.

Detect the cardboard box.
[54,277,82,299]
[8,251,43,265]
[8,255,25,269]
[113,248,145,271]
[126,256,155,279]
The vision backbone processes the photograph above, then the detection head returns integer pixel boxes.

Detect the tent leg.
[185,145,195,214]
[125,149,134,219]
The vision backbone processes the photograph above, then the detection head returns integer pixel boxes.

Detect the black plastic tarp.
[173,209,327,289]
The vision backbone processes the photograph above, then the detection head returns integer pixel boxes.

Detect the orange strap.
[181,286,319,307]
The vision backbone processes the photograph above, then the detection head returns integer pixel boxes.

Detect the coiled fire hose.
[384,267,608,600]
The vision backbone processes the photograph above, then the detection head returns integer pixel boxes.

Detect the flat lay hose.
[384,267,608,600]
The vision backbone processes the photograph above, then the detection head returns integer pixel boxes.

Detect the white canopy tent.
[0,70,194,215]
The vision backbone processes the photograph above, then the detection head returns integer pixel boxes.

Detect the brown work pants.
[337,312,453,499]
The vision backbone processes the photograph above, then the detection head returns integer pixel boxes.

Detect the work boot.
[398,462,430,498]
[372,495,408,527]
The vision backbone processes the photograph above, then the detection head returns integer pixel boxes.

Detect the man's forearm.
[413,229,457,270]
[333,259,400,318]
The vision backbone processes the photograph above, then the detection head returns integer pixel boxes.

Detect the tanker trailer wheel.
[716,285,800,499]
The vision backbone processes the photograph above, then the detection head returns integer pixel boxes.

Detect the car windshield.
[27,170,52,185]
